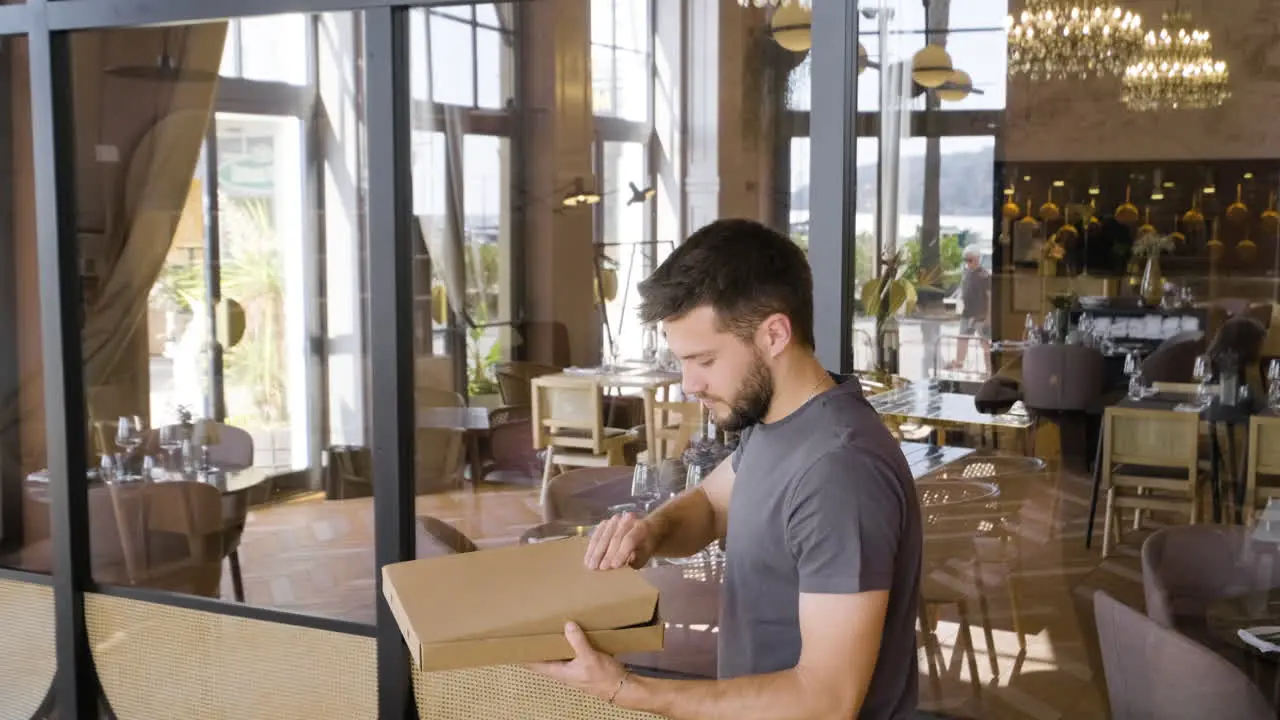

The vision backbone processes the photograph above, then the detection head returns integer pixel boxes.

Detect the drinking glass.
[641,325,659,365]
[99,453,116,482]
[630,462,660,511]
[115,416,140,454]
[1270,360,1280,409]
[1191,354,1211,405]
[1123,350,1140,377]
[684,463,705,493]
[1078,313,1095,346]
[158,425,183,468]
[1042,312,1058,343]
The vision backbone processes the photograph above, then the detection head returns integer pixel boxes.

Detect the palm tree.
[218,194,287,425]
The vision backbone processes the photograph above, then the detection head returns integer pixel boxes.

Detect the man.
[529,218,923,720]
[949,244,990,371]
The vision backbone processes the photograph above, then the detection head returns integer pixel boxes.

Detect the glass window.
[423,7,514,110]
[591,0,650,121]
[219,14,309,85]
[430,16,476,107]
[213,114,308,470]
[462,134,513,396]
[600,141,648,362]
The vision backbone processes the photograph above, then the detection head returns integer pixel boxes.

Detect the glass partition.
[1,36,48,575]
[848,0,1280,716]
[58,15,377,627]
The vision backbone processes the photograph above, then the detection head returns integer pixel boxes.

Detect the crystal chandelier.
[1006,1,1144,80]
[1121,11,1229,111]
[736,0,811,7]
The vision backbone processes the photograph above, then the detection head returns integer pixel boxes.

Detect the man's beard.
[708,350,774,432]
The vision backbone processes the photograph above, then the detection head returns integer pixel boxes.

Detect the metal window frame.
[11,0,864,718]
[808,0,859,373]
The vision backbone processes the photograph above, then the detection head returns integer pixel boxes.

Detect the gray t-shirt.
[960,267,990,320]
[720,375,922,719]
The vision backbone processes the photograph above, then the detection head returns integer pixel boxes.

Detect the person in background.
[528,218,923,720]
[948,244,990,372]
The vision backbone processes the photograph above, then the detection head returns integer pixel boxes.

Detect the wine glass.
[1078,313,1095,346]
[158,425,183,469]
[1123,350,1140,377]
[641,325,659,365]
[1193,354,1213,406]
[115,416,141,475]
[630,462,660,512]
[1269,360,1280,409]
[1124,351,1146,400]
[98,453,116,482]
[684,463,705,493]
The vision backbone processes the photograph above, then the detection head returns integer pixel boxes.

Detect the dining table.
[417,406,491,489]
[868,384,1034,451]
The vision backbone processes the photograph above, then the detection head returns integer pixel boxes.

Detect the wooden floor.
[221,468,1154,720]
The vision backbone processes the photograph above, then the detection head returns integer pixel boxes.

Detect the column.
[519,0,598,367]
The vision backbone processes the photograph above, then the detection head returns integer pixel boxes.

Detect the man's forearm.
[646,488,719,558]
[615,669,849,720]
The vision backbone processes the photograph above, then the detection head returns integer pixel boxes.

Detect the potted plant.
[860,249,940,375]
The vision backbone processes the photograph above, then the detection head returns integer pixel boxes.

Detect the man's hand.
[526,621,629,702]
[584,512,657,570]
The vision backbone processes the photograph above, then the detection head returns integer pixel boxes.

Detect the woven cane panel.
[0,579,55,720]
[85,593,376,719]
[413,664,662,720]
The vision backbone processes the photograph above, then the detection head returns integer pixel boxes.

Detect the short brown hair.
[637,218,814,349]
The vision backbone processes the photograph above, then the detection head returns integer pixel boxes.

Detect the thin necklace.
[802,375,831,404]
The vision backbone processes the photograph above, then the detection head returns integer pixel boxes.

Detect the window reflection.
[218,14,308,85]
[421,5,514,111]
[592,0,650,121]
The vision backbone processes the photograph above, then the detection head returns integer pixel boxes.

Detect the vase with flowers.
[1041,236,1065,276]
[1132,231,1174,307]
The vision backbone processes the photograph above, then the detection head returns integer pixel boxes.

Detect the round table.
[519,521,597,544]
[1207,590,1280,658]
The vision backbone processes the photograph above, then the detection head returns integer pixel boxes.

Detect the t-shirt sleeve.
[730,425,754,473]
[784,447,906,594]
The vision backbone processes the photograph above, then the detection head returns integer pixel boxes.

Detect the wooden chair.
[1099,406,1204,558]
[495,361,560,406]
[1245,415,1280,524]
[415,426,465,494]
[417,387,465,409]
[531,375,633,505]
[637,400,702,464]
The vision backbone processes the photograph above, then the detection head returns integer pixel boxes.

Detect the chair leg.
[229,550,245,603]
[1001,535,1027,651]
[955,599,983,698]
[973,564,999,678]
[539,449,556,506]
[917,599,943,700]
[1101,487,1117,558]
[1132,488,1144,531]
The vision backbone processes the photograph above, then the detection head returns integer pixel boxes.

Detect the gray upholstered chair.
[1094,589,1273,720]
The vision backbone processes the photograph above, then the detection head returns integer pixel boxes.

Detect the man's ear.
[757,313,794,359]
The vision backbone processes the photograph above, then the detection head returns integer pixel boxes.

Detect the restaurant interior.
[6,0,1280,718]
